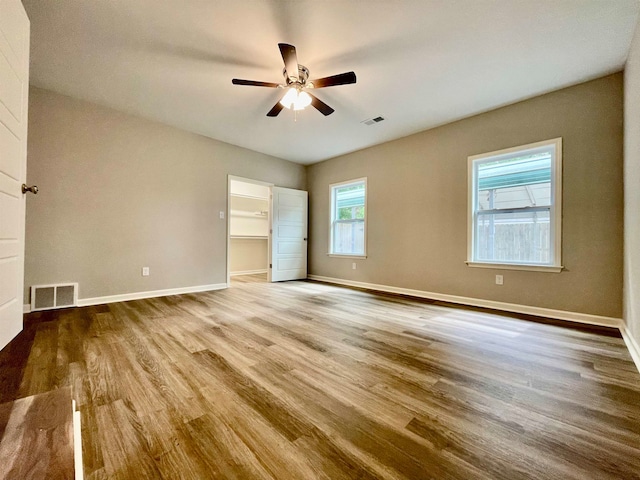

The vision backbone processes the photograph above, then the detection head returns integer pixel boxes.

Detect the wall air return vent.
[30,283,78,312]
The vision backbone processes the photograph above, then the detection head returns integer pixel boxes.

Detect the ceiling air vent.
[362,116,385,126]
[30,283,78,312]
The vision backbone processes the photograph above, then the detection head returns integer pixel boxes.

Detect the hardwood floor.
[0,387,74,479]
[1,275,640,479]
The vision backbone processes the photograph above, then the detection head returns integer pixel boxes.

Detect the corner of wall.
[623,13,640,360]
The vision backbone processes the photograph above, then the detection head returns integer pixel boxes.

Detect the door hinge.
[269,264,272,268]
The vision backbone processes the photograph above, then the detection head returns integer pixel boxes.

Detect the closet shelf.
[230,209,268,218]
[230,235,268,240]
[230,193,269,201]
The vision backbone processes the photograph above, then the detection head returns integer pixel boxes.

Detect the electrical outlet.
[495,274,503,285]
[142,267,150,277]
[219,211,225,219]
[352,262,357,270]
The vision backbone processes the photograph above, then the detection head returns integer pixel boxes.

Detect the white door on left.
[0,0,30,351]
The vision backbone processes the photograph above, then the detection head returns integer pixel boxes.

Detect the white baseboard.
[23,304,31,314]
[76,283,228,307]
[620,325,640,374]
[230,269,268,277]
[307,275,623,329]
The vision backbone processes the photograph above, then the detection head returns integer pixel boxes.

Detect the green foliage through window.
[338,206,365,220]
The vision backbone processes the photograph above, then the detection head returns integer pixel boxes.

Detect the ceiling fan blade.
[312,71,357,88]
[232,79,280,88]
[308,93,335,116]
[278,43,299,82]
[266,101,285,117]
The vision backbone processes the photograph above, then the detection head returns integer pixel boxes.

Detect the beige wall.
[25,87,305,301]
[230,238,268,274]
[625,20,640,345]
[307,74,623,319]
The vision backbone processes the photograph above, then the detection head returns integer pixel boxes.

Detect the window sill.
[327,254,368,259]
[466,261,563,273]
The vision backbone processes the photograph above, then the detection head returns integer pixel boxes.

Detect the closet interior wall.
[229,180,270,276]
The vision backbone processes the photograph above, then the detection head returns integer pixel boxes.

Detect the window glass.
[475,210,551,264]
[330,179,366,256]
[469,139,561,269]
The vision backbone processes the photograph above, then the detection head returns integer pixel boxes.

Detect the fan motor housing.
[284,65,310,86]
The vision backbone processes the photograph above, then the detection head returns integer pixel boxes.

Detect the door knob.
[22,184,38,194]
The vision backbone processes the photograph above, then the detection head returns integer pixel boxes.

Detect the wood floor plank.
[198,381,320,480]
[0,274,638,479]
[93,399,162,479]
[17,321,58,398]
[0,387,74,480]
[0,323,37,405]
[184,413,275,480]
[79,403,105,479]
[282,367,490,480]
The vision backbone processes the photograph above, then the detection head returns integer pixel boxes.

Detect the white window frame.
[328,177,367,258]
[467,138,563,273]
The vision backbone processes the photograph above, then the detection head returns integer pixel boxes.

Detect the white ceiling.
[22,0,640,165]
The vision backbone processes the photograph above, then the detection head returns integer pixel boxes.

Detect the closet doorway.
[227,176,272,284]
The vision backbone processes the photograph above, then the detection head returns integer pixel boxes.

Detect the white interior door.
[0,0,30,350]
[270,187,308,282]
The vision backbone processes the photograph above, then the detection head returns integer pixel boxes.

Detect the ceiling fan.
[232,43,356,117]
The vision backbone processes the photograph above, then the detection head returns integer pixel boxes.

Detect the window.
[329,178,367,256]
[468,138,562,272]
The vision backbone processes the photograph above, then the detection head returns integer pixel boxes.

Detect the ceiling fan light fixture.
[280,87,298,109]
[294,90,312,110]
[280,87,312,111]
